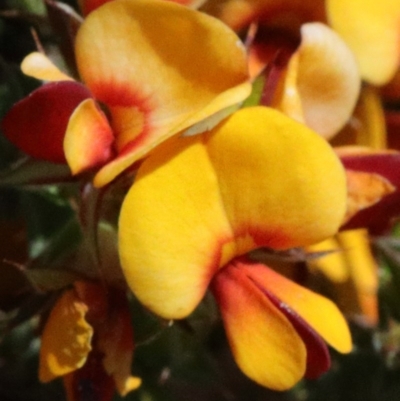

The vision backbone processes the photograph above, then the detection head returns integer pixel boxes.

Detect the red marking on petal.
[233,257,331,380]
[90,81,156,153]
[250,225,291,249]
[2,81,92,163]
[80,0,113,15]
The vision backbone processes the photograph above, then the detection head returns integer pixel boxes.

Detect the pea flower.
[118,106,352,390]
[2,0,251,187]
[39,281,140,400]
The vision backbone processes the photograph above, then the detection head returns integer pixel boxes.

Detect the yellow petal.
[339,229,379,324]
[327,0,400,85]
[119,107,347,319]
[308,237,349,283]
[276,23,361,139]
[39,289,93,382]
[21,52,73,82]
[119,134,233,319]
[331,86,387,149]
[64,99,114,175]
[243,262,352,353]
[212,263,306,390]
[75,0,251,186]
[207,107,347,256]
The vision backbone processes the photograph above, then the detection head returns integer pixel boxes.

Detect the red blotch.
[2,81,92,163]
[80,0,113,15]
[90,81,156,156]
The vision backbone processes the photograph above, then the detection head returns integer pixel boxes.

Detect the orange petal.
[21,52,74,82]
[211,262,306,390]
[39,289,93,382]
[338,148,400,233]
[75,0,251,186]
[241,261,352,353]
[327,0,400,85]
[344,169,395,223]
[64,99,114,174]
[276,22,360,139]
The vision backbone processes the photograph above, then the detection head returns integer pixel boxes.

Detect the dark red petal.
[63,350,115,401]
[252,278,331,380]
[2,81,92,163]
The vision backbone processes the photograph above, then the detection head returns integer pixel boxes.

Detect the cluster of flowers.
[2,0,400,399]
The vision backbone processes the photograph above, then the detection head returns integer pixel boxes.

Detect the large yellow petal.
[119,135,233,319]
[119,107,347,320]
[207,107,347,260]
[327,0,400,85]
[39,289,93,382]
[75,0,251,186]
[211,263,306,390]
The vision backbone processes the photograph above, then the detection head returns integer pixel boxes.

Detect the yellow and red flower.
[2,0,251,187]
[118,106,352,390]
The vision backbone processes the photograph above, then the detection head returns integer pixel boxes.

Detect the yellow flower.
[2,0,251,187]
[119,106,351,390]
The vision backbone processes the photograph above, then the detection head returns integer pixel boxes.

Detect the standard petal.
[21,52,73,82]
[211,263,306,390]
[39,289,93,382]
[64,99,114,174]
[240,261,352,353]
[76,0,251,186]
[119,135,233,319]
[276,23,360,139]
[119,107,346,319]
[327,0,400,85]
[2,81,92,163]
[206,106,347,257]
